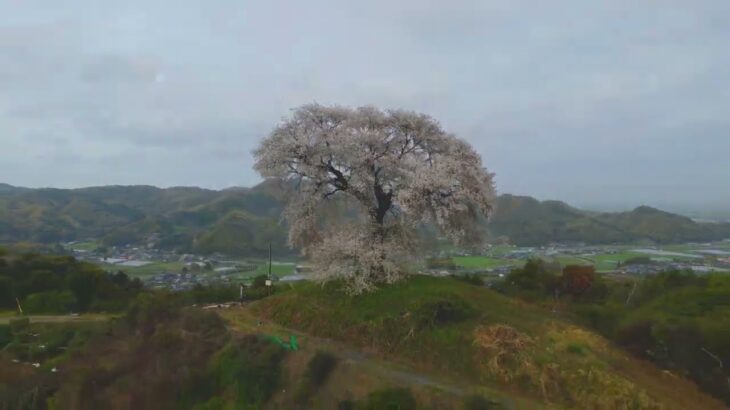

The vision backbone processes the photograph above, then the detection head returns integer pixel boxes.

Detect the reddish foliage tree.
[561,265,596,296]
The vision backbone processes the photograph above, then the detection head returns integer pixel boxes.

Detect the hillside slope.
[247,276,725,409]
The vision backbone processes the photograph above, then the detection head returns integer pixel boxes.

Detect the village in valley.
[63,238,730,291]
[62,242,301,291]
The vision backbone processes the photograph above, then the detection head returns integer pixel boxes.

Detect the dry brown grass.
[473,324,535,383]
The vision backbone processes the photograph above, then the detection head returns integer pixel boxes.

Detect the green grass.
[246,276,725,409]
[254,262,296,277]
[554,256,593,267]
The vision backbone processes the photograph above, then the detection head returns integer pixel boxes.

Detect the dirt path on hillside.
[0,314,114,325]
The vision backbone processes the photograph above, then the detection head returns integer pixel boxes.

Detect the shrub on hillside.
[201,335,287,407]
[126,292,182,336]
[560,265,608,302]
[413,298,475,329]
[506,258,559,294]
[572,303,626,337]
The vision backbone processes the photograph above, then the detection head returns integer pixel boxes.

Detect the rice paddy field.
[448,241,730,274]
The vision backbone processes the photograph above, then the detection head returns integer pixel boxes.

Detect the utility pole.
[268,242,272,280]
[267,243,273,296]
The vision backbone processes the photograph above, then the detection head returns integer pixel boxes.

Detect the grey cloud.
[80,55,161,84]
[0,0,728,211]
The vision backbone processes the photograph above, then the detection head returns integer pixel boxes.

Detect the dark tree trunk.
[369,182,393,282]
[372,183,393,226]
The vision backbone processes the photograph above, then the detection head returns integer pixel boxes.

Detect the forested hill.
[489,194,730,246]
[1,181,728,255]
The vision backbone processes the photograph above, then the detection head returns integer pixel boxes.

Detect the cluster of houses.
[66,243,181,266]
[619,261,727,276]
[146,272,208,291]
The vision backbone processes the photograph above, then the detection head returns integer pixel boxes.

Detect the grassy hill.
[1,181,729,255]
[246,276,725,409]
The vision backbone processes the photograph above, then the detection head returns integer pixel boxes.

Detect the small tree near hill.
[254,104,496,293]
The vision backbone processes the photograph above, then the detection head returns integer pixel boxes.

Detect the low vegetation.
[0,291,295,409]
[0,251,142,314]
[249,275,724,408]
[502,260,730,404]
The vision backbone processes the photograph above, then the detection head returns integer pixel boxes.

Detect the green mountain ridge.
[1,182,728,256]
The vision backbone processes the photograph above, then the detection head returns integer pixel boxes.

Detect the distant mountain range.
[1,181,728,256]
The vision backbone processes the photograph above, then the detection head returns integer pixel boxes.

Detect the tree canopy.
[255,104,496,293]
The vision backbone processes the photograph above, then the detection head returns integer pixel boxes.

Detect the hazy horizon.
[2,1,729,210]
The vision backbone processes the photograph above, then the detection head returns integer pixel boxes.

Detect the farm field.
[588,252,645,271]
[254,262,296,277]
[452,256,518,269]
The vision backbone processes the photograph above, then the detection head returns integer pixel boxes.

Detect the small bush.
[204,335,287,407]
[414,298,475,328]
[251,275,269,289]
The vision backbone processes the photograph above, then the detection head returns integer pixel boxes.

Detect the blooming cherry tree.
[255,104,496,293]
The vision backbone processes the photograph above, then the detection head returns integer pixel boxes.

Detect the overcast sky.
[1,0,728,210]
